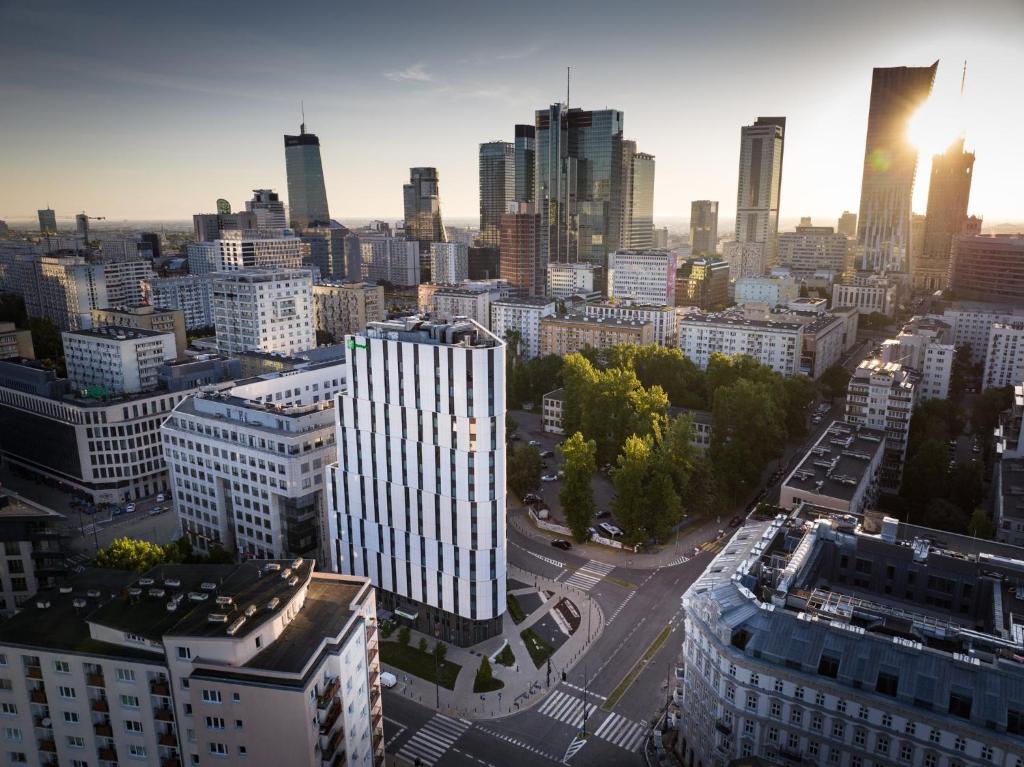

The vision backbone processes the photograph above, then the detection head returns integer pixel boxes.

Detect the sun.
[907,88,966,158]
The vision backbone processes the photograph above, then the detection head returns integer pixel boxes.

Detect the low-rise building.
[63,326,177,395]
[677,311,803,377]
[90,305,187,358]
[676,408,712,450]
[0,322,33,360]
[845,359,918,491]
[832,275,897,316]
[311,282,385,343]
[542,388,565,434]
[584,302,678,347]
[490,297,556,358]
[0,560,384,767]
[0,489,66,616]
[546,262,604,300]
[539,314,654,356]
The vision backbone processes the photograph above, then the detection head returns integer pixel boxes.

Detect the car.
[550,539,572,551]
[528,440,542,447]
[541,474,558,482]
[523,493,541,504]
[593,510,610,519]
[728,515,743,528]
[148,507,166,517]
[125,503,136,514]
[510,434,521,441]
[379,671,397,689]
[540,450,554,458]
[156,493,165,502]
[598,522,624,538]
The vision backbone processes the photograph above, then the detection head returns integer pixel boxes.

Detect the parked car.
[528,440,542,447]
[523,493,541,504]
[540,450,554,458]
[510,434,521,441]
[593,509,611,519]
[587,527,598,540]
[598,522,624,538]
[541,474,559,482]
[156,493,165,502]
[379,671,397,689]
[125,503,136,514]
[550,539,572,551]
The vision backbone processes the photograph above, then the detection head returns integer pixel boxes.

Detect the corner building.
[328,318,506,646]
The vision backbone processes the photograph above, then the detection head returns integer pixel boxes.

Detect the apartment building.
[0,560,383,767]
[880,317,955,400]
[216,230,303,272]
[678,504,1024,767]
[983,323,1024,391]
[90,306,187,358]
[939,302,1024,363]
[358,236,420,287]
[539,314,655,357]
[144,275,214,331]
[63,327,177,396]
[490,297,556,359]
[734,274,799,307]
[541,388,566,434]
[832,276,897,317]
[721,240,766,279]
[609,249,677,306]
[584,302,678,347]
[949,234,1024,304]
[328,317,507,646]
[161,363,344,561]
[677,312,802,377]
[0,489,67,617]
[546,262,604,300]
[675,258,730,309]
[777,226,850,276]
[212,269,315,357]
[429,242,469,285]
[0,323,33,360]
[311,282,385,343]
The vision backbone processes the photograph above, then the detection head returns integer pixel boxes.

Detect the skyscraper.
[915,137,975,292]
[690,201,719,255]
[837,210,858,238]
[245,188,288,229]
[37,208,56,235]
[403,167,447,270]
[855,61,938,272]
[75,213,90,241]
[735,117,785,269]
[284,123,331,231]
[535,104,625,268]
[620,144,655,250]
[478,141,515,247]
[500,203,543,297]
[514,124,535,203]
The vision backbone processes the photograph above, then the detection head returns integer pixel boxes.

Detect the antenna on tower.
[960,60,967,97]
[300,101,306,134]
[566,66,570,107]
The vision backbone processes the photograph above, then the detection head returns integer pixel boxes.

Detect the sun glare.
[907,88,966,158]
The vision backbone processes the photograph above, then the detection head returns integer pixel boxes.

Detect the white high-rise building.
[358,236,420,287]
[161,362,344,560]
[939,302,1024,363]
[546,262,603,299]
[328,317,507,646]
[490,297,556,358]
[211,269,315,356]
[880,316,954,400]
[845,358,918,489]
[608,249,677,306]
[736,117,785,267]
[144,275,214,330]
[430,242,469,285]
[245,188,288,229]
[983,323,1024,391]
[63,327,176,395]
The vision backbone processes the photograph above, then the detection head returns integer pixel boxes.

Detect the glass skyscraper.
[514,124,535,204]
[478,141,515,247]
[284,125,331,231]
[736,116,785,269]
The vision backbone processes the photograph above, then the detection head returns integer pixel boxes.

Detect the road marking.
[563,560,614,591]
[536,689,597,729]
[605,591,636,625]
[698,539,725,553]
[383,718,407,749]
[509,541,565,568]
[592,712,648,751]
[473,725,564,763]
[663,554,691,566]
[560,682,606,701]
[395,713,471,767]
[563,736,587,762]
[451,747,497,767]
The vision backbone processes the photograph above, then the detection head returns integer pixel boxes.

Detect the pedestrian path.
[536,689,597,729]
[475,725,564,763]
[563,560,614,591]
[396,714,471,766]
[592,711,648,751]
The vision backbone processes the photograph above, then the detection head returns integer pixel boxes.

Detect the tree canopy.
[559,432,597,541]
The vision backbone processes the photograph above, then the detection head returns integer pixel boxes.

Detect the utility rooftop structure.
[678,504,1024,766]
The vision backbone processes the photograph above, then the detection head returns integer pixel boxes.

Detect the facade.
[284,125,331,230]
[37,208,56,235]
[609,249,677,306]
[102,258,154,309]
[499,204,543,297]
[677,312,803,376]
[541,388,565,434]
[302,224,361,282]
[881,316,955,400]
[514,124,535,204]
[245,188,287,229]
[546,261,603,300]
[479,141,515,247]
[949,234,1024,304]
[161,363,344,560]
[795,312,850,380]
[403,167,447,258]
[211,269,315,357]
[216,230,303,272]
[192,210,257,242]
[676,257,730,309]
[983,323,1024,391]
[539,314,654,356]
[358,236,420,287]
[690,201,719,256]
[0,323,33,360]
[490,297,556,359]
[0,489,67,616]
[832,276,897,316]
[426,288,493,328]
[467,246,500,281]
[143,275,213,331]
[312,282,385,343]
[678,503,1024,767]
[995,386,1024,547]
[0,560,384,767]
[734,274,799,307]
[940,302,1024,362]
[837,210,857,237]
[777,226,850,277]
[722,240,766,280]
[328,317,507,646]
[914,138,975,292]
[622,144,655,249]
[63,327,177,395]
[856,62,938,272]
[845,358,918,490]
[584,302,677,347]
[90,305,186,358]
[736,117,785,267]
[430,242,469,285]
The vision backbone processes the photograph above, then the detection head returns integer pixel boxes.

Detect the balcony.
[39,739,56,753]
[159,732,178,747]
[367,647,379,664]
[94,723,113,737]
[150,679,171,697]
[30,689,47,705]
[371,711,382,731]
[715,718,732,735]
[99,747,118,762]
[319,699,341,734]
[91,698,109,713]
[317,677,340,710]
[322,727,344,759]
[154,706,175,722]
[26,666,42,680]
[365,623,378,643]
[87,673,105,687]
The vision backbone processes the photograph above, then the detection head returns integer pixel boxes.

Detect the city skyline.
[1,1,1022,224]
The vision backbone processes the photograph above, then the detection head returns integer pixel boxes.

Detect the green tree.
[612,435,653,541]
[28,317,62,361]
[433,642,448,664]
[0,293,27,326]
[967,508,995,539]
[820,364,851,402]
[972,386,1012,439]
[417,637,428,653]
[559,432,597,542]
[397,626,411,647]
[949,461,985,514]
[710,379,785,505]
[475,656,493,685]
[641,454,682,542]
[920,498,969,534]
[94,537,168,572]
[901,439,950,513]
[780,375,816,439]
[507,444,541,499]
[561,353,599,438]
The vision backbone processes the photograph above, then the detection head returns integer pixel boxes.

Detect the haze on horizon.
[1,0,1021,225]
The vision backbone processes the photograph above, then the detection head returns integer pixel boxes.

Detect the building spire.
[960,60,967,97]
[566,66,570,107]
[300,101,305,135]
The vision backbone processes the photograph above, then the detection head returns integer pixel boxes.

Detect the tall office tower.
[193,210,258,241]
[949,234,1024,303]
[467,245,500,280]
[856,61,938,272]
[479,141,515,247]
[652,227,669,249]
[285,123,331,230]
[514,124,535,203]
[837,210,857,238]
[499,203,543,297]
[690,201,720,255]
[534,103,625,268]
[910,212,927,276]
[75,213,90,241]
[37,208,56,235]
[915,137,975,292]
[211,268,315,356]
[735,116,785,267]
[328,316,507,646]
[430,242,469,284]
[624,149,655,249]
[245,188,288,229]
[403,167,447,252]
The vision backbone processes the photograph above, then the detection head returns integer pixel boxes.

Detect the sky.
[1,0,1022,227]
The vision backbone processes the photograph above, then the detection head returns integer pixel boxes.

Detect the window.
[881,714,892,729]
[743,720,754,736]
[62,711,79,724]
[835,699,846,713]
[790,708,803,726]
[858,705,869,720]
[2,728,20,743]
[815,692,825,706]
[177,646,192,660]
[767,727,778,743]
[832,721,845,738]
[954,736,966,753]
[209,742,228,756]
[203,690,222,704]
[125,720,143,733]
[924,754,937,767]
[117,668,136,682]
[981,745,993,762]
[238,746,247,756]
[206,717,225,730]
[876,735,890,755]
[58,686,76,699]
[810,713,822,732]
[232,692,240,703]
[929,728,941,744]
[8,754,25,765]
[53,661,70,674]
[749,673,759,687]
[120,694,140,708]
[876,670,899,697]
[66,736,85,748]
[769,700,781,718]
[854,729,866,747]
[899,743,914,762]
[745,692,758,711]
[0,704,15,716]
[774,679,784,693]
[129,744,147,758]
[235,720,243,729]
[818,654,840,678]
[949,692,972,719]
[794,686,804,700]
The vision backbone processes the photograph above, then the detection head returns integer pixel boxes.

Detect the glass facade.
[284,129,331,230]
[514,124,535,204]
[478,142,514,247]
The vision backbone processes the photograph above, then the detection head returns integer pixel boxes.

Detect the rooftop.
[0,489,64,523]
[493,296,556,307]
[363,316,500,348]
[782,421,885,502]
[65,326,171,341]
[679,310,803,331]
[542,313,651,329]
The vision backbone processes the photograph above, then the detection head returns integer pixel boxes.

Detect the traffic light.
[562,671,567,682]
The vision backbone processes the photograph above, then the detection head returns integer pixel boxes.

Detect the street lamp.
[433,627,440,710]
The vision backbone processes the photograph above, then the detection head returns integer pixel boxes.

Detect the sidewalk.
[382,564,604,720]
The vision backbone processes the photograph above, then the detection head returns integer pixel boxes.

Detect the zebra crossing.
[592,711,648,751]
[563,560,614,591]
[698,538,726,554]
[663,553,691,567]
[396,714,471,766]
[536,689,597,729]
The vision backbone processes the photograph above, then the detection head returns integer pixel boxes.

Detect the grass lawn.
[473,676,504,693]
[380,641,462,690]
[494,644,516,667]
[507,593,526,624]
[520,627,555,668]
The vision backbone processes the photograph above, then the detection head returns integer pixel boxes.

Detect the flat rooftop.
[679,311,803,331]
[543,313,651,329]
[783,421,885,502]
[493,296,556,307]
[0,489,63,522]
[66,326,170,341]
[364,316,499,348]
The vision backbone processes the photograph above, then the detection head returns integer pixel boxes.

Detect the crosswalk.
[396,714,471,766]
[536,689,597,729]
[563,560,614,591]
[663,554,691,567]
[592,712,648,751]
[698,539,725,554]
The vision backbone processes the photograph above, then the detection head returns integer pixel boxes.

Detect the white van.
[379,671,397,688]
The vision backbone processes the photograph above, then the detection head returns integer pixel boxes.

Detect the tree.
[0,293,27,326]
[507,444,541,499]
[417,637,428,654]
[900,439,949,514]
[820,364,851,402]
[433,642,448,664]
[94,537,168,572]
[397,626,411,647]
[561,353,599,438]
[920,498,969,534]
[475,656,493,686]
[710,379,785,505]
[780,375,816,439]
[967,508,995,539]
[612,435,653,541]
[972,386,1012,438]
[559,432,597,542]
[28,317,62,361]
